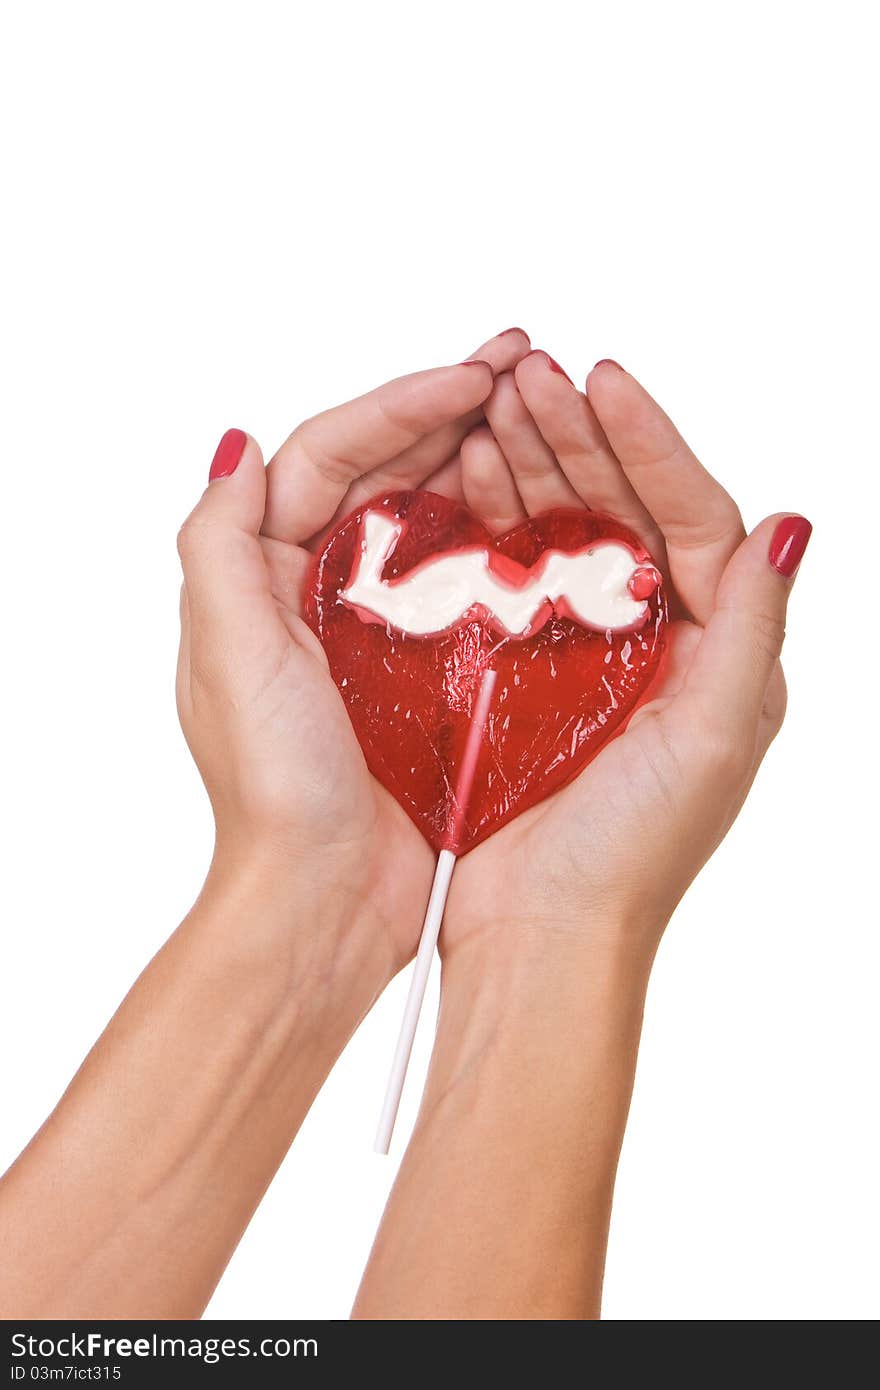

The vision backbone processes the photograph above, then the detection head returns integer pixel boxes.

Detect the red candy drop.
[629,566,661,601]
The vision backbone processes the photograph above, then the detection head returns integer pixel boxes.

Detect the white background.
[1,2,877,1321]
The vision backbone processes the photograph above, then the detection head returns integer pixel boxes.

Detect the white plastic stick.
[374,848,456,1154]
[374,667,497,1155]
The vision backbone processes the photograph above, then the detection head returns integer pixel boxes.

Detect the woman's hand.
[355,358,811,1319]
[176,329,531,971]
[1,332,546,1321]
[448,353,811,959]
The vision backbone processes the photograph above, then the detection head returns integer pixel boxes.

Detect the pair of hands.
[176,328,808,994]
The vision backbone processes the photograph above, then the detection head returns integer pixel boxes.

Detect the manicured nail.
[209,428,247,481]
[460,358,493,370]
[501,327,530,343]
[593,358,624,372]
[546,355,574,384]
[769,515,812,578]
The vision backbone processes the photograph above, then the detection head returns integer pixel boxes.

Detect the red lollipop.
[307,489,666,852]
[306,489,667,1149]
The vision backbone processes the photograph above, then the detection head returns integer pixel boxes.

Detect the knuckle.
[663,494,743,552]
[176,514,214,562]
[463,447,500,486]
[173,522,190,561]
[749,609,787,663]
[693,710,751,781]
[374,387,413,437]
[762,665,789,734]
[461,424,492,457]
[292,421,355,486]
[176,519,197,560]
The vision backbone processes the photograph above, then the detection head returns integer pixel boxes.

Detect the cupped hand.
[448,353,811,956]
[176,329,532,969]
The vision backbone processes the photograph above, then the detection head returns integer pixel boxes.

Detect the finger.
[301,421,473,555]
[671,513,811,751]
[320,415,476,514]
[759,661,789,747]
[303,422,475,553]
[177,430,284,659]
[421,455,467,502]
[625,620,702,727]
[586,360,746,623]
[263,362,494,544]
[260,535,312,611]
[514,351,666,562]
[483,371,583,513]
[703,660,790,852]
[461,424,528,532]
[468,325,532,371]
[304,328,533,533]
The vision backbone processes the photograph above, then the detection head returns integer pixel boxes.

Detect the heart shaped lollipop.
[306,488,667,1152]
[306,489,667,854]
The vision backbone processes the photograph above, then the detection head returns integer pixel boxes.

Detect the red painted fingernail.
[460,359,493,370]
[209,428,247,481]
[546,355,574,384]
[501,326,530,342]
[593,358,624,372]
[769,515,812,578]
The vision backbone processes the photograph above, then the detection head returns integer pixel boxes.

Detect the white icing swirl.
[341,511,652,638]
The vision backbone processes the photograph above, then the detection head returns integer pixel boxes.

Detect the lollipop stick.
[374,667,497,1155]
[374,848,456,1154]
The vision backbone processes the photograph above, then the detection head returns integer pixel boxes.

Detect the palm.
[449,620,704,947]
[259,544,435,962]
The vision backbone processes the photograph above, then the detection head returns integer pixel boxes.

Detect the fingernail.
[546,355,574,385]
[209,428,248,481]
[769,515,812,578]
[501,327,530,343]
[460,359,493,370]
[593,358,624,372]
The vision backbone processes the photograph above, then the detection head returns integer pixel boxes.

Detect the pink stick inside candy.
[446,667,498,851]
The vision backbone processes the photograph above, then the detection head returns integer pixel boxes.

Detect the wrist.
[188,842,397,1042]
[427,925,653,1110]
[442,896,659,1002]
[446,851,669,974]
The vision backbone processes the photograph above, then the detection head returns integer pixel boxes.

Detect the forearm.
[354,927,653,1320]
[0,853,393,1319]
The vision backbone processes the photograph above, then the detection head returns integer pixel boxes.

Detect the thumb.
[677,512,812,742]
[177,428,275,654]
